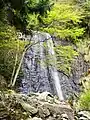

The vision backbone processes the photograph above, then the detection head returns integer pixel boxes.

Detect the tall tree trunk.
[9,53,18,86]
[10,39,19,87]
[12,50,25,87]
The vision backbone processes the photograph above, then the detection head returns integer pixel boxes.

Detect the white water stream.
[46,33,64,100]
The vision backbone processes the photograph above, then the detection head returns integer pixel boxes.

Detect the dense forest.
[0,0,90,119]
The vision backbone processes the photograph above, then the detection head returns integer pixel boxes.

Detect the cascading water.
[46,33,64,100]
[19,31,73,100]
[18,31,90,100]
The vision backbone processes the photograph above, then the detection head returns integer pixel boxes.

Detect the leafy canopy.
[40,3,84,42]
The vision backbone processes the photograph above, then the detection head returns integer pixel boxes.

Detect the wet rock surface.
[19,32,55,94]
[19,32,73,100]
[18,32,90,100]
[0,91,74,120]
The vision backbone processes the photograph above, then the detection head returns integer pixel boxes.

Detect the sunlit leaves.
[27,13,39,29]
[77,90,90,111]
[55,46,78,74]
[42,27,84,40]
[0,22,26,80]
[43,4,83,23]
[40,3,84,41]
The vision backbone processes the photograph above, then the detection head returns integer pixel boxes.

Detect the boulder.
[21,102,38,115]
[0,91,74,120]
[78,111,90,120]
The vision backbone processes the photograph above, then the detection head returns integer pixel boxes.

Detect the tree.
[36,1,84,74]
[0,0,53,31]
[0,19,26,82]
[81,0,90,36]
[40,2,85,42]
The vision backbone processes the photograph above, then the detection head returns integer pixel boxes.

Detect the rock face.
[18,32,90,100]
[19,32,56,94]
[71,55,90,93]
[54,37,90,96]
[18,31,73,100]
[0,91,74,120]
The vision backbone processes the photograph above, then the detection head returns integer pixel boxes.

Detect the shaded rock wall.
[70,54,90,95]
[59,54,90,98]
[53,37,90,97]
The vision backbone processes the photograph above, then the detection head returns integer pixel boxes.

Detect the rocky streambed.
[0,91,74,120]
[0,91,90,120]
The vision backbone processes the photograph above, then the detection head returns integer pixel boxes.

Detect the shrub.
[77,90,90,111]
[0,21,26,81]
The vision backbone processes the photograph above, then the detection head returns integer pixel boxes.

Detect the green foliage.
[82,1,90,35]
[26,0,52,15]
[26,0,53,30]
[76,72,90,111]
[74,0,90,36]
[77,90,90,111]
[0,21,26,80]
[77,38,90,62]
[0,0,52,30]
[27,13,39,30]
[40,3,85,42]
[55,46,78,74]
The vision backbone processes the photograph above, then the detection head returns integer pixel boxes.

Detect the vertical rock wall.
[18,32,90,99]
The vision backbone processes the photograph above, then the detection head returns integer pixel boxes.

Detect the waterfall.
[18,31,90,100]
[20,31,65,100]
[46,33,64,100]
